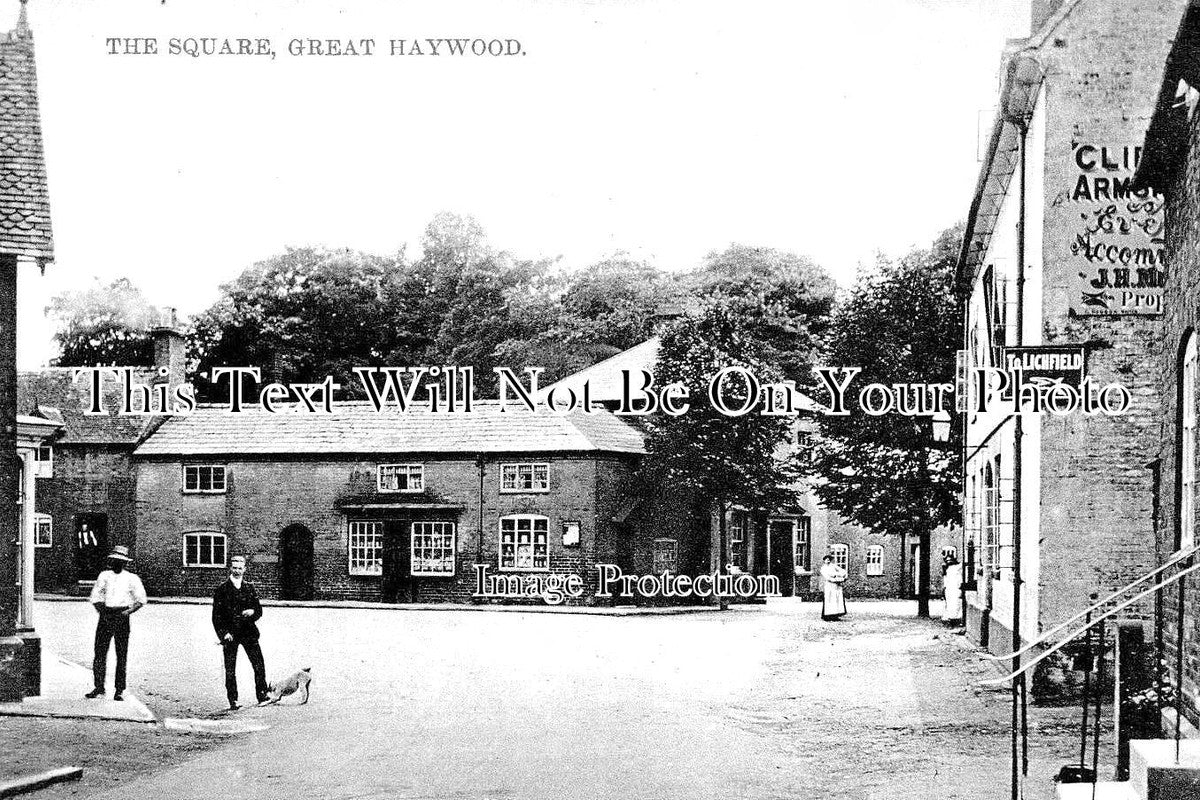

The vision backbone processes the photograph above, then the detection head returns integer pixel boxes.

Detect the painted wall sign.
[1067,143,1165,316]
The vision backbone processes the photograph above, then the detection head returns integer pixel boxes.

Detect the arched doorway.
[280,524,314,600]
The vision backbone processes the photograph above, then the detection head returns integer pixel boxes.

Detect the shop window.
[500,515,549,571]
[183,531,227,567]
[865,545,884,576]
[378,464,423,493]
[183,465,226,493]
[411,521,455,576]
[348,520,383,575]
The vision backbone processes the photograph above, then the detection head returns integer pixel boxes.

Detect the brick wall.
[1033,0,1181,635]
[133,453,679,605]
[33,445,137,590]
[1155,74,1200,728]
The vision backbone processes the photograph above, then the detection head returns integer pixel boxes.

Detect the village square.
[5,1,1200,799]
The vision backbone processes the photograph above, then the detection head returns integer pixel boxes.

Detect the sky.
[12,0,1032,367]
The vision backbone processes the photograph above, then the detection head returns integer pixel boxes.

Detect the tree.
[642,302,799,609]
[48,277,158,367]
[189,246,404,399]
[495,256,684,384]
[807,224,964,617]
[683,244,838,386]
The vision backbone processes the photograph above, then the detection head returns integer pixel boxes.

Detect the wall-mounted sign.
[1001,345,1086,387]
[1067,143,1165,316]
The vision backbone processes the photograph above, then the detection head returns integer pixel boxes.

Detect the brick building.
[130,401,710,605]
[958,0,1182,670]
[1135,0,1200,731]
[19,311,186,592]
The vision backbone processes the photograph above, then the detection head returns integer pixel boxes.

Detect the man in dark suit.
[212,555,269,710]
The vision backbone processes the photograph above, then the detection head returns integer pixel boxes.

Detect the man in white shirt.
[85,545,147,701]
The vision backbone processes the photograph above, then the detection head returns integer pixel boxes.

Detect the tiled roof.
[133,401,647,457]
[0,5,52,264]
[539,337,663,404]
[18,368,158,445]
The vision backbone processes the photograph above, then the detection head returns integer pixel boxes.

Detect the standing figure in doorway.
[820,554,847,621]
[212,555,269,710]
[85,545,146,701]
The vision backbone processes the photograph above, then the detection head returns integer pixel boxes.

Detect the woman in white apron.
[942,556,963,623]
[820,555,847,621]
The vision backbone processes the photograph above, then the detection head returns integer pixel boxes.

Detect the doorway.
[74,513,108,582]
[381,520,411,603]
[767,519,796,597]
[280,524,314,601]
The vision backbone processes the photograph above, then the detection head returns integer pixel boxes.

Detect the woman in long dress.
[942,556,963,623]
[820,555,847,621]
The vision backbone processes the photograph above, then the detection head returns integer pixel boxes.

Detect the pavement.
[0,646,155,724]
[16,597,1095,800]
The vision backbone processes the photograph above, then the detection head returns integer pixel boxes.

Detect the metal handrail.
[980,558,1200,686]
[980,544,1200,663]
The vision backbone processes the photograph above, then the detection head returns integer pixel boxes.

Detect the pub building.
[957,0,1180,696]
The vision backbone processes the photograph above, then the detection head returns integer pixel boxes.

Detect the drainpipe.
[476,455,485,567]
[1003,51,1041,800]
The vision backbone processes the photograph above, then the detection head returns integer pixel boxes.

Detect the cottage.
[20,310,186,593]
[131,401,705,605]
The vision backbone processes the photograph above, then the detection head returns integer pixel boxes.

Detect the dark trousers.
[223,639,268,703]
[93,608,130,692]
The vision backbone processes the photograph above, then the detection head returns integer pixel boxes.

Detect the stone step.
[1129,739,1200,800]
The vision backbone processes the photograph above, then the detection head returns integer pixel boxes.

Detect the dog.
[258,667,312,705]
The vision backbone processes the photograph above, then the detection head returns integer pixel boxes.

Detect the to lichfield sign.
[1002,345,1085,388]
[1067,143,1165,316]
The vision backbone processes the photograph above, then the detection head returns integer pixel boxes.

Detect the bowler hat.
[107,545,132,562]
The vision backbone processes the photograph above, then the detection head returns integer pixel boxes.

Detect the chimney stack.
[150,307,186,389]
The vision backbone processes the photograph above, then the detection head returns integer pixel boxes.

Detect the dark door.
[381,520,411,603]
[75,514,108,582]
[767,519,795,597]
[280,524,314,601]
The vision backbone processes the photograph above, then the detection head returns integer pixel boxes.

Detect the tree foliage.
[807,224,965,538]
[643,303,799,516]
[682,244,838,386]
[49,278,158,367]
[189,246,404,398]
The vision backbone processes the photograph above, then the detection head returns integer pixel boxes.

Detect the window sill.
[498,489,550,495]
[498,566,551,573]
[183,564,227,569]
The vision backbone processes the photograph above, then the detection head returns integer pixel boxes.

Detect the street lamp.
[932,409,952,444]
